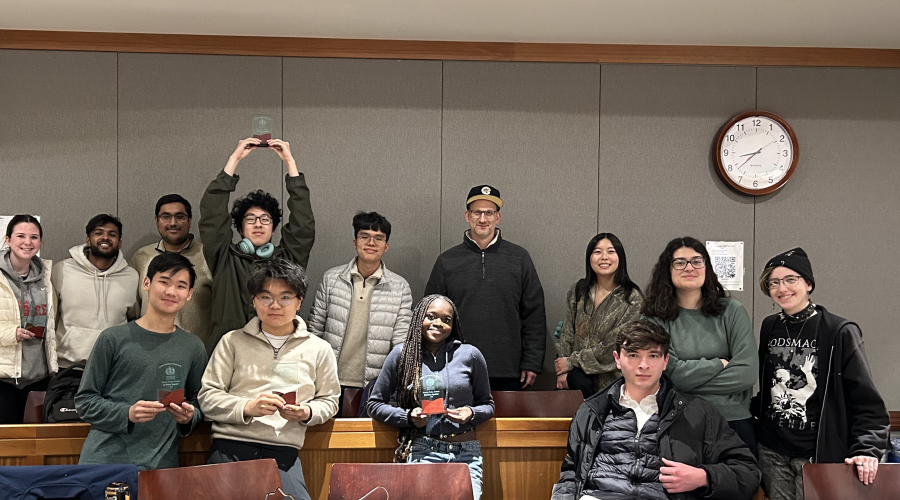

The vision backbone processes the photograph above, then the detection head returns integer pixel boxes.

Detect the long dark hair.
[575,233,641,312]
[641,236,727,320]
[394,294,465,462]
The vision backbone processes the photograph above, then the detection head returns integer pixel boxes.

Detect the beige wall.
[1,51,898,404]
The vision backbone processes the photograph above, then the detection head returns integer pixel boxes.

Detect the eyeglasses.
[357,233,387,244]
[468,209,498,219]
[157,213,189,223]
[243,214,273,225]
[254,294,297,307]
[671,257,705,270]
[766,275,803,289]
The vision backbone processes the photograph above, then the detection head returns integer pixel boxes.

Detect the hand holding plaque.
[252,115,274,147]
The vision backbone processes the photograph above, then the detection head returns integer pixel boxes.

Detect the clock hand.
[759,139,777,151]
[738,148,762,157]
[737,152,759,170]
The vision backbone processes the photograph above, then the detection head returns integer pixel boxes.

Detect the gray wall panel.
[282,58,442,318]
[117,53,284,259]
[0,50,117,262]
[442,61,601,386]
[598,64,757,314]
[756,67,900,408]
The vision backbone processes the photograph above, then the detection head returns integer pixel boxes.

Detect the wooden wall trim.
[2,29,900,68]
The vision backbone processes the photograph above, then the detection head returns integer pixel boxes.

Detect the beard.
[89,242,120,260]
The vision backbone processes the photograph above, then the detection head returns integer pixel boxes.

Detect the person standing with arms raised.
[200,137,315,352]
[425,186,546,390]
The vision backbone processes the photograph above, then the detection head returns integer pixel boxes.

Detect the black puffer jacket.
[583,408,666,500]
[551,377,760,500]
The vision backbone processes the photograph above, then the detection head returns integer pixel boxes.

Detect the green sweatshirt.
[645,298,757,421]
[75,322,207,470]
[199,171,315,353]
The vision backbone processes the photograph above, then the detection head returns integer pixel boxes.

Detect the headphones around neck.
[238,238,275,259]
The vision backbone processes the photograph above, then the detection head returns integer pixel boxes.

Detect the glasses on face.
[243,214,273,225]
[671,257,705,270]
[468,209,498,220]
[157,213,189,223]
[254,294,297,308]
[766,275,803,290]
[357,233,387,244]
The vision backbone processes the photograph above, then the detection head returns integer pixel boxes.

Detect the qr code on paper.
[713,256,737,279]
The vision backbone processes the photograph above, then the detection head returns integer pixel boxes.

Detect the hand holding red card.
[274,391,297,406]
[159,388,185,406]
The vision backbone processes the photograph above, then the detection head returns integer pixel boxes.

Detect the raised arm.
[269,139,315,269]
[200,139,260,272]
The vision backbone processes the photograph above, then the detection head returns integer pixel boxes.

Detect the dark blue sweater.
[367,340,494,437]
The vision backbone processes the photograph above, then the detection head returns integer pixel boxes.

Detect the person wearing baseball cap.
[754,248,889,499]
[424,185,546,391]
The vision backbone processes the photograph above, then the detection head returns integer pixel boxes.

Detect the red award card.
[160,388,185,406]
[420,397,447,415]
[25,323,45,339]
[275,391,297,405]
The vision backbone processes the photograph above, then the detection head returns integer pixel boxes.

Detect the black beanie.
[763,247,815,294]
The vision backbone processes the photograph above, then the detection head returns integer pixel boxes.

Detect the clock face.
[716,111,798,195]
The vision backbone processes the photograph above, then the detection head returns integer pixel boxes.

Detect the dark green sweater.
[199,171,315,353]
[75,322,207,470]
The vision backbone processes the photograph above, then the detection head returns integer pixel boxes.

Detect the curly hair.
[230,190,283,232]
[641,236,727,321]
[393,294,465,463]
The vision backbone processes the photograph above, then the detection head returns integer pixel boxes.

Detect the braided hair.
[393,294,466,462]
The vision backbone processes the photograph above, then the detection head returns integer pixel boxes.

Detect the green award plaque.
[419,373,448,415]
[252,115,274,147]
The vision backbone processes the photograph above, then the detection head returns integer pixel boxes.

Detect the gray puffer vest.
[307,259,413,384]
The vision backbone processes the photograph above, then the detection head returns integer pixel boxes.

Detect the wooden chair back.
[138,459,282,500]
[491,390,584,418]
[328,462,474,500]
[802,463,900,500]
[23,391,46,423]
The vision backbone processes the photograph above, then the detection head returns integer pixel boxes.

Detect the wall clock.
[715,111,799,195]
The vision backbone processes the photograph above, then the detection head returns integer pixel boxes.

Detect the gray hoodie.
[0,248,50,387]
[51,244,139,368]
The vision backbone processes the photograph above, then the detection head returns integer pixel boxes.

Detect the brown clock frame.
[714,110,799,196]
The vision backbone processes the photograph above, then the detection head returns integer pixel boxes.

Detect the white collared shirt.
[619,385,659,435]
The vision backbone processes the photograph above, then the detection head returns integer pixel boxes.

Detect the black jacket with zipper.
[424,230,546,378]
[755,305,890,462]
[551,376,760,500]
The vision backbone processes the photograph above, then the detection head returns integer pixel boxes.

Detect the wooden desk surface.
[0,418,570,500]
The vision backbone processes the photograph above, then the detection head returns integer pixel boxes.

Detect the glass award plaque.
[418,373,448,415]
[157,363,186,406]
[252,115,274,147]
[271,362,299,405]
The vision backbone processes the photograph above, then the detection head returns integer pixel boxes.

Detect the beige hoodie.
[199,316,339,450]
[51,245,139,368]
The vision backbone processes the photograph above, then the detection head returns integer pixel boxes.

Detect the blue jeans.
[408,435,483,500]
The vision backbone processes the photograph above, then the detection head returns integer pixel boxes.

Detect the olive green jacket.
[556,283,642,391]
[199,171,315,353]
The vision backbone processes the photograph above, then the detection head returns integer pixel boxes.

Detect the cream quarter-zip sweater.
[199,316,339,450]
